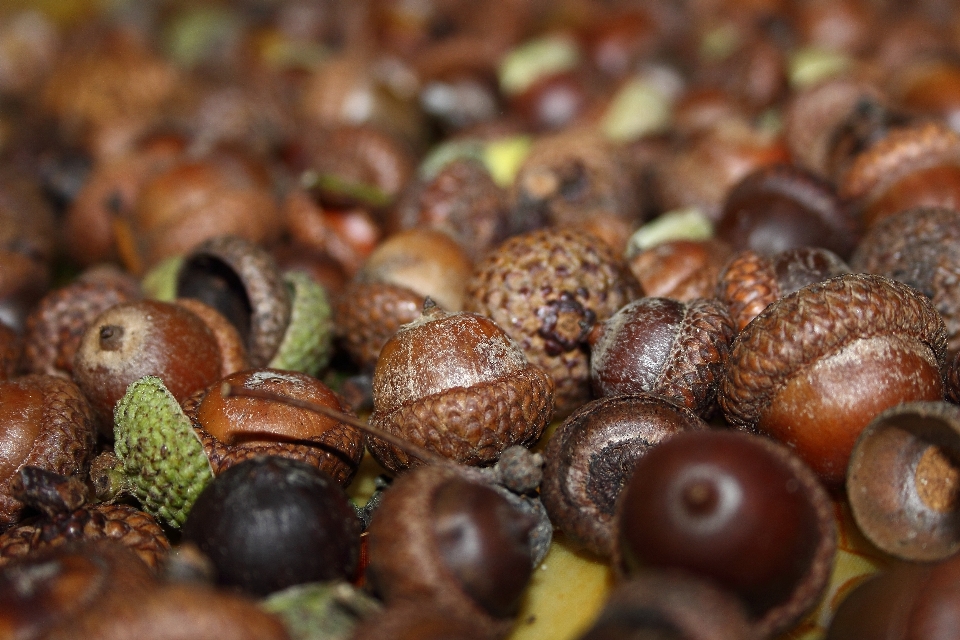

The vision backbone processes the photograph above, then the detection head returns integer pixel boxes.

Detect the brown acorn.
[0,375,96,528]
[720,273,947,484]
[852,206,960,354]
[368,301,554,473]
[717,246,851,331]
[466,227,642,416]
[185,368,365,485]
[627,238,734,302]
[587,297,735,417]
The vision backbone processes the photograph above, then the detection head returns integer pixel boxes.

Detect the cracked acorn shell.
[720,273,948,485]
[0,375,96,528]
[466,227,642,416]
[185,368,364,486]
[368,302,554,474]
[852,206,960,355]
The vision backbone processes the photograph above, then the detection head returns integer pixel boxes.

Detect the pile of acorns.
[3,0,960,638]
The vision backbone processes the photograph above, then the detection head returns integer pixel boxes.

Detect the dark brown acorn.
[541,394,709,558]
[614,429,835,638]
[587,297,735,417]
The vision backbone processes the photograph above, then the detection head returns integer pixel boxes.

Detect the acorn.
[466,227,642,416]
[155,235,335,376]
[368,300,554,473]
[95,376,215,528]
[181,456,362,597]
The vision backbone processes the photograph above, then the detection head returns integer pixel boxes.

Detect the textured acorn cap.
[721,273,947,430]
[368,305,554,473]
[839,121,960,202]
[112,376,214,528]
[176,235,291,368]
[268,271,334,376]
[333,281,424,370]
[852,206,960,354]
[717,248,851,331]
[466,227,642,416]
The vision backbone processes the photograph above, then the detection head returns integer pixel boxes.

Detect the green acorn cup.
[268,271,334,377]
[105,376,214,528]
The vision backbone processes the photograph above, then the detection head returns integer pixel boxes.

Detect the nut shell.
[466,227,642,415]
[541,394,708,558]
[176,235,292,368]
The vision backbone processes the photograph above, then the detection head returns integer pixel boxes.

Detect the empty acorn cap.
[848,401,960,561]
[268,271,334,376]
[176,235,292,368]
[111,375,214,528]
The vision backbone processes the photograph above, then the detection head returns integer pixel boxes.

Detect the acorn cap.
[368,305,554,473]
[112,375,214,528]
[852,206,960,354]
[721,273,948,430]
[847,401,960,561]
[176,235,292,368]
[333,281,424,371]
[839,121,960,202]
[268,271,334,376]
[466,227,642,416]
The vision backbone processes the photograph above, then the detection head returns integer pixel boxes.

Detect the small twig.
[221,384,452,467]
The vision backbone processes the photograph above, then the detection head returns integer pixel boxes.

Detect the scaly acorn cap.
[268,271,334,376]
[113,375,214,528]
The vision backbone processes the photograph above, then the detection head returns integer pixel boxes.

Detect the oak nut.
[368,301,554,473]
[587,297,735,417]
[366,464,536,637]
[181,456,362,597]
[614,429,836,638]
[72,299,226,432]
[0,375,96,528]
[720,273,947,484]
[188,368,364,485]
[466,227,642,416]
[541,394,708,558]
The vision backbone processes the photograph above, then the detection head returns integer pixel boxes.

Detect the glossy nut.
[0,375,95,528]
[847,401,960,561]
[627,238,734,302]
[613,429,835,638]
[720,273,947,484]
[587,297,735,417]
[541,394,708,558]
